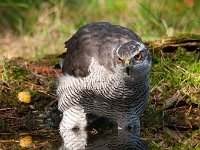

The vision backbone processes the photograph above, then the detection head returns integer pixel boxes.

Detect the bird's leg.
[59,105,87,131]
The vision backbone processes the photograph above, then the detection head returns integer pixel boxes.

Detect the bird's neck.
[115,67,149,84]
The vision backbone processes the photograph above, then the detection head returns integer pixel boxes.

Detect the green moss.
[151,48,200,105]
[1,59,29,82]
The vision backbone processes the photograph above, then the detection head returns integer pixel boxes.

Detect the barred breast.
[57,57,149,132]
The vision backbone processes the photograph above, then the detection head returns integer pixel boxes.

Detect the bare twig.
[0,139,19,143]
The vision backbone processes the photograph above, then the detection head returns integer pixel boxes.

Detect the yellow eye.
[134,53,142,61]
[117,57,123,63]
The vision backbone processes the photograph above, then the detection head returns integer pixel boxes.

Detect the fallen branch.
[145,34,200,52]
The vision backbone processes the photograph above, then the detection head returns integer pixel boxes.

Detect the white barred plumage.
[57,22,151,136]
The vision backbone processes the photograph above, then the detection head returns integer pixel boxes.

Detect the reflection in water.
[59,129,148,150]
[59,129,87,150]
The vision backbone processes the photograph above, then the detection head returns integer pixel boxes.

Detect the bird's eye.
[134,53,142,61]
[117,57,123,63]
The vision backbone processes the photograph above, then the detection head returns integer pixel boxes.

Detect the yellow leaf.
[20,136,32,148]
[18,91,31,103]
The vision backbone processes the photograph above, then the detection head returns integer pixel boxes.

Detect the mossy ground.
[141,48,200,149]
[0,47,199,149]
[0,56,61,149]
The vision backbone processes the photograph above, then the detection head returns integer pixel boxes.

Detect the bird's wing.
[62,22,142,77]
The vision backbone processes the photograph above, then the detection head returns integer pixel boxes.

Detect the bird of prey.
[57,22,151,135]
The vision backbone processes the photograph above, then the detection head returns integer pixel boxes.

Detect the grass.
[0,0,200,59]
[151,48,200,105]
[142,48,200,149]
[1,59,29,82]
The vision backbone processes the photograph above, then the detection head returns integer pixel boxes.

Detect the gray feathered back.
[62,22,143,77]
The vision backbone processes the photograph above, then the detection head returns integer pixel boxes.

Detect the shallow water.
[0,128,148,150]
[0,106,148,150]
[59,129,148,150]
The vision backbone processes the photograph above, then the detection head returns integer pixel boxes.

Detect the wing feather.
[62,22,142,77]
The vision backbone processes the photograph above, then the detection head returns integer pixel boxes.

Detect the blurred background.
[0,0,199,59]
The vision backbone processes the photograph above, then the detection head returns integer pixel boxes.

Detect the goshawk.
[57,22,151,135]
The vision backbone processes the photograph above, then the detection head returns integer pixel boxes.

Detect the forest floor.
[0,35,200,150]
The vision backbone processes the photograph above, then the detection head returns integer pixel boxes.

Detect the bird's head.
[114,41,151,79]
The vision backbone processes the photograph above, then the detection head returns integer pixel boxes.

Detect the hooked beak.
[124,59,131,76]
[126,66,130,76]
